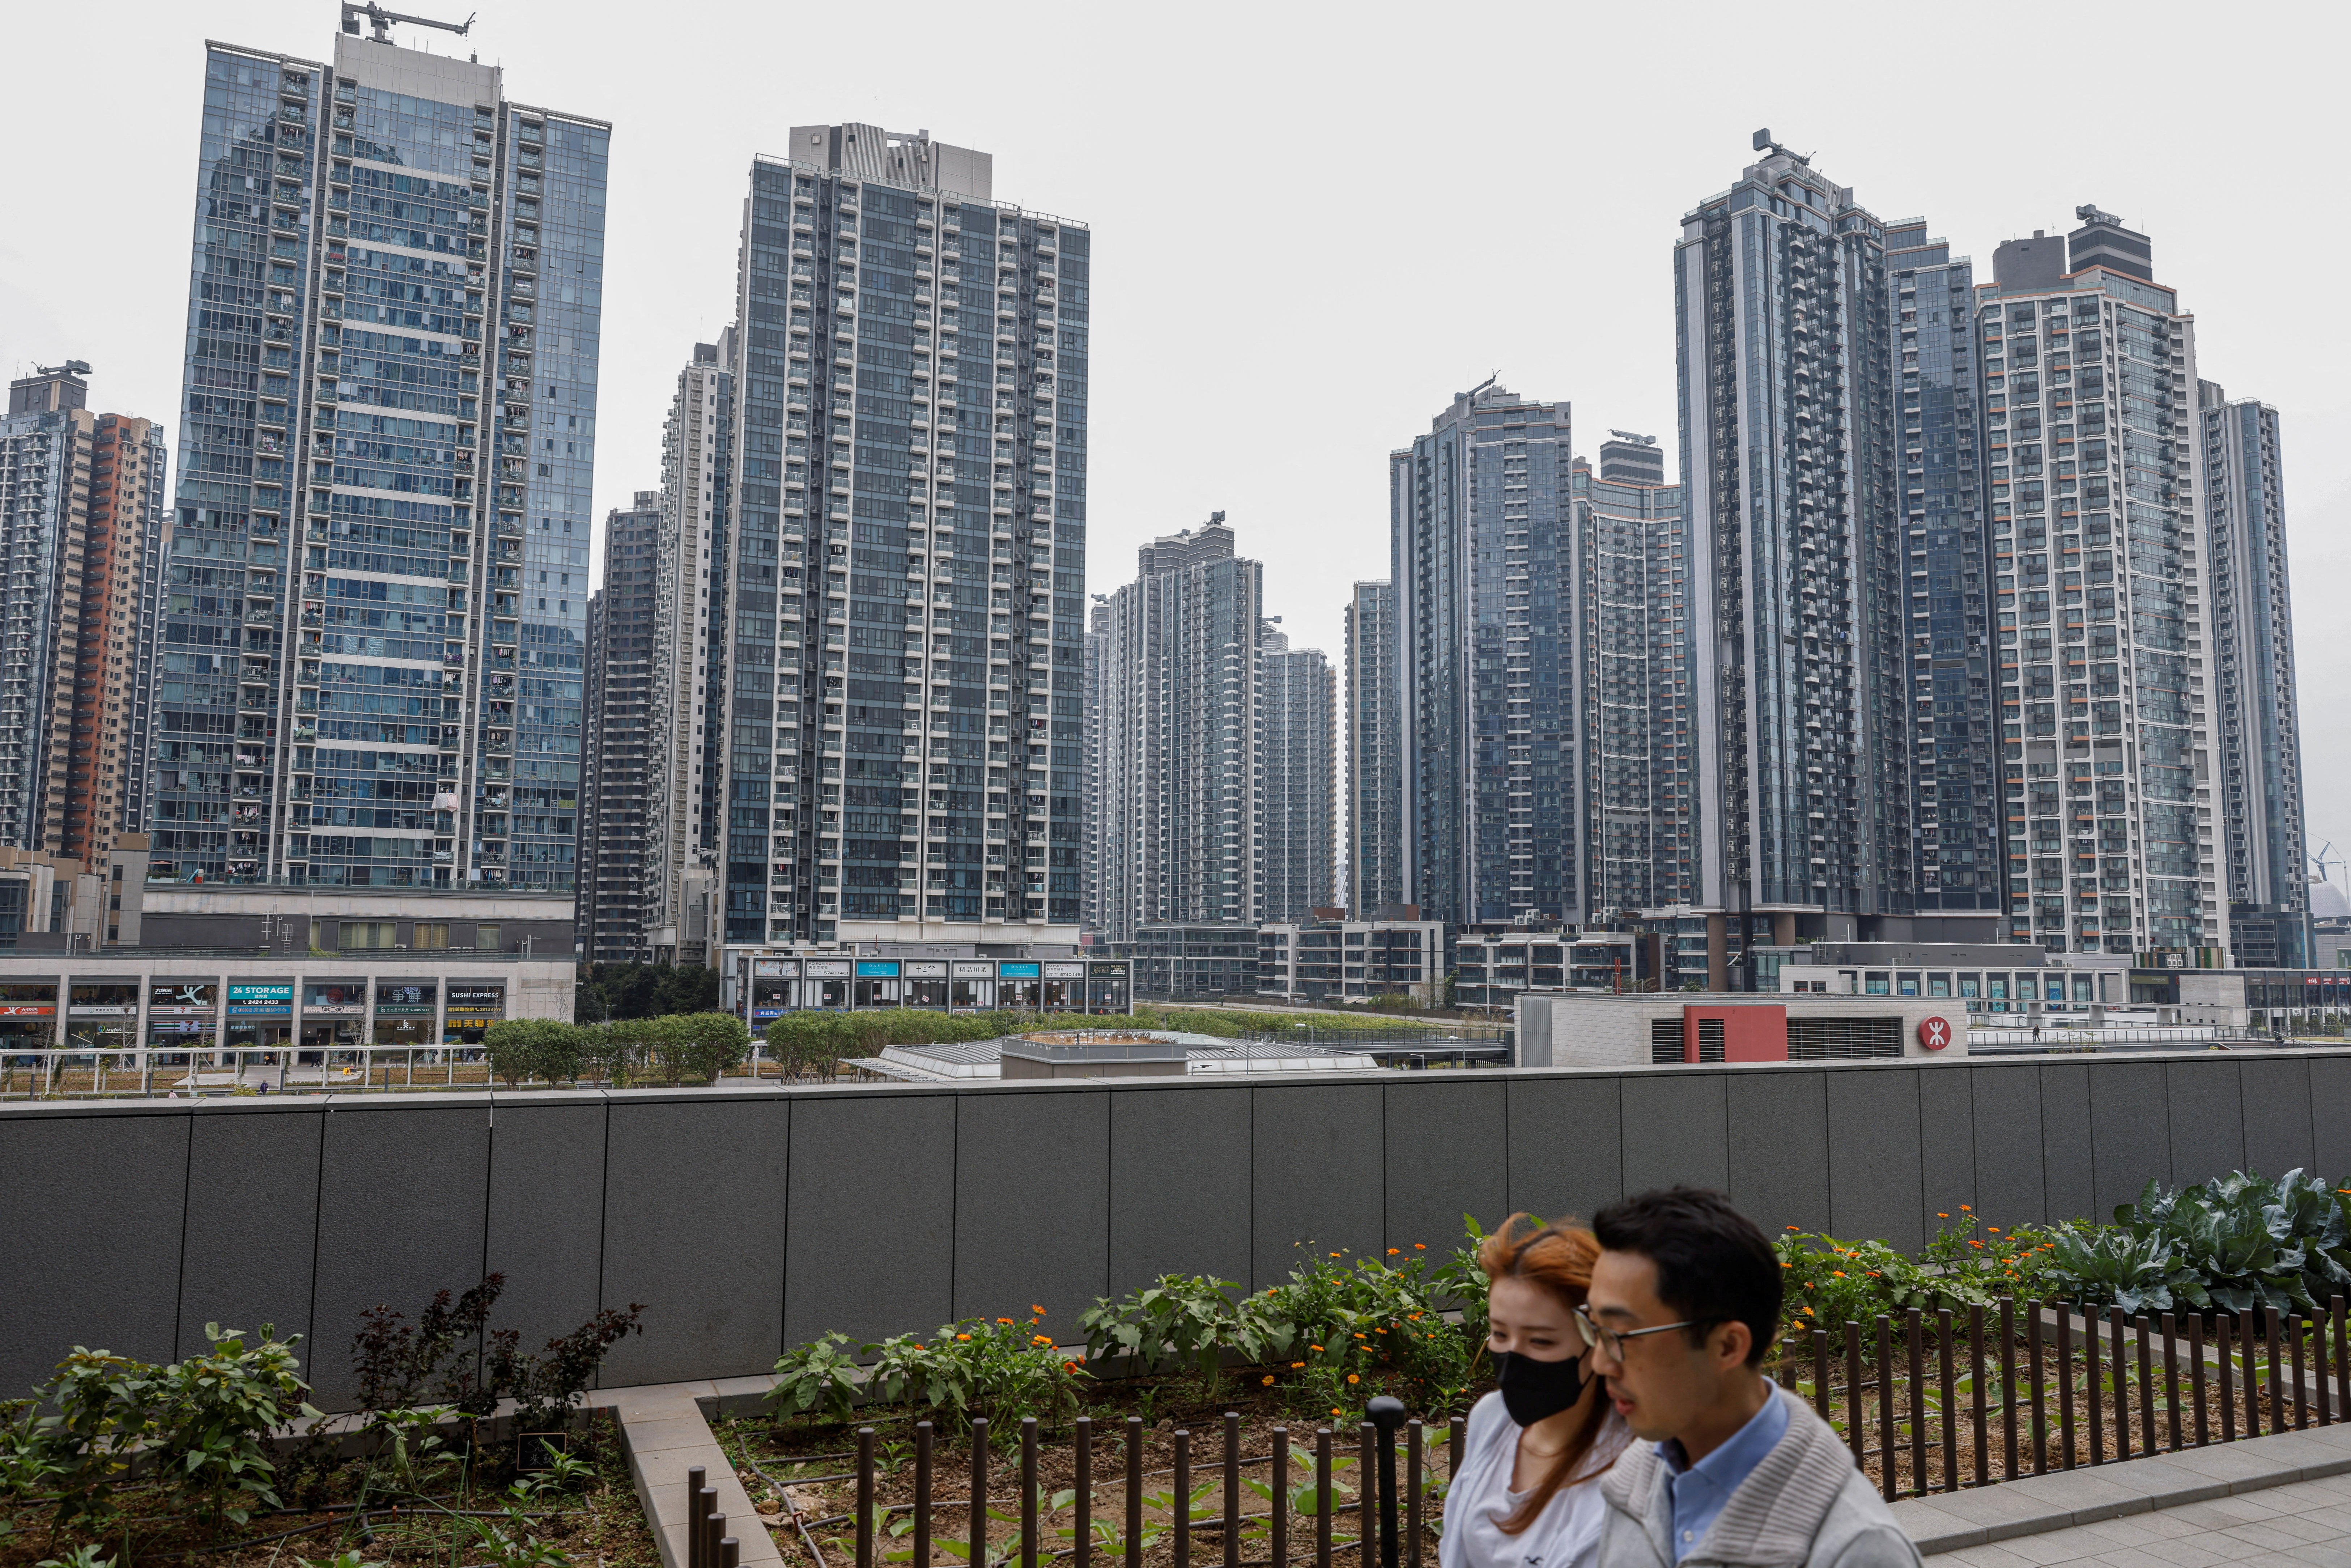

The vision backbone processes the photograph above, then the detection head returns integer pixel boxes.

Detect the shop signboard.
[998,962,1041,979]
[855,960,900,978]
[904,961,946,978]
[375,982,437,1016]
[754,958,802,977]
[1043,963,1085,980]
[227,983,293,1017]
[952,961,995,978]
[303,981,368,1017]
[803,959,852,978]
[445,983,505,1020]
[0,982,57,1017]
[1090,963,1127,979]
[149,982,217,1016]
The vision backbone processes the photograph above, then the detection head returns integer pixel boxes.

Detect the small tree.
[656,1011,751,1085]
[576,1019,634,1084]
[482,1018,582,1088]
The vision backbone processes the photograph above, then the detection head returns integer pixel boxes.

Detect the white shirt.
[1439,1391,1631,1568]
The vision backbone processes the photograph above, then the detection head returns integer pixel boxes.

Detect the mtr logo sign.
[1919,1016,1954,1051]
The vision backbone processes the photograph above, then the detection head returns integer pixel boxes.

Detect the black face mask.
[1494,1348,1588,1427]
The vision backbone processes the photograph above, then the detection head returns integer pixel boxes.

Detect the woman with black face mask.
[1438,1215,1631,1568]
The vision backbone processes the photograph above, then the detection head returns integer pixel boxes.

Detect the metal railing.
[1786,1296,2348,1501]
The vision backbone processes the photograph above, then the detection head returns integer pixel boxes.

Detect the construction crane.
[341,1,475,43]
[2315,841,2345,887]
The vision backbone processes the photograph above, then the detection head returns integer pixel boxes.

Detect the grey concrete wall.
[7,1049,2350,1406]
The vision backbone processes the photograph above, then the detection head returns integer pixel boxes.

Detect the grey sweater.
[1594,1386,1922,1568]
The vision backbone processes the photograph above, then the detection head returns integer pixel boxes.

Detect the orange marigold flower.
[1786,1225,1800,1232]
[1329,1251,1342,1257]
[1960,1205,1972,1212]
[1331,1408,1343,1417]
[1387,1249,1400,1256]
[1291,1361,1305,1369]
[1968,1241,1984,1249]
[996,1316,1015,1325]
[1262,1374,1275,1386]
[956,1334,972,1342]
[1938,1213,1950,1219]
[1987,1227,2002,1233]
[1309,1345,1324,1352]
[1414,1244,1426,1250]
[1346,1374,1360,1385]
[1064,1360,1081,1373]
[1803,1305,1816,1316]
[1033,1305,1047,1314]
[1832,1271,1846,1278]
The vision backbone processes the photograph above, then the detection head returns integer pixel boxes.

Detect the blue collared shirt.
[1658,1390,1788,1562]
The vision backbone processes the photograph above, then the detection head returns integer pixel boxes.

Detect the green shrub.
[770,1309,1084,1434]
[483,1019,583,1087]
[4,1325,319,1539]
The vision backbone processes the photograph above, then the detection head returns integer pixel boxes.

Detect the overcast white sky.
[6,0,2347,896]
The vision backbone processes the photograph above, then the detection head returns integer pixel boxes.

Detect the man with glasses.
[1587,1188,1919,1567]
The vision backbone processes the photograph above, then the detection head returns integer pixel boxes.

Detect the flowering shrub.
[1775,1210,2064,1340]
[769,1308,1083,1433]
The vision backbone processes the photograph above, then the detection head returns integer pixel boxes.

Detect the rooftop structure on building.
[846,1027,1386,1084]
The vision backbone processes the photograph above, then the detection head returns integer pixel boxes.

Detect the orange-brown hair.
[1477,1213,1608,1531]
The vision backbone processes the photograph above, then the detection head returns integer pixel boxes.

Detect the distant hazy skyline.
[7,0,2347,893]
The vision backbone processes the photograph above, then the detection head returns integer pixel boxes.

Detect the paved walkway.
[1932,1472,2351,1566]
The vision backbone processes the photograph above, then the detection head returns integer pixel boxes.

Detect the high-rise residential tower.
[1081,596,1109,934]
[645,339,733,962]
[1568,442,1684,919]
[1342,579,1400,915]
[1094,518,1264,943]
[1259,620,1334,922]
[1391,381,1577,929]
[1884,219,2001,930]
[154,26,606,913]
[719,126,1086,950]
[1672,137,1909,979]
[1976,209,2222,956]
[0,366,168,867]
[577,491,659,960]
[2199,380,2305,966]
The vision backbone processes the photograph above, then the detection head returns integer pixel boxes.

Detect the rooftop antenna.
[35,360,93,377]
[341,1,476,44]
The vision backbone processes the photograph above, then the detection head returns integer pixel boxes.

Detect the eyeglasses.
[1574,1304,1708,1364]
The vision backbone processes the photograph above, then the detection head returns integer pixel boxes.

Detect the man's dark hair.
[1591,1187,1780,1365]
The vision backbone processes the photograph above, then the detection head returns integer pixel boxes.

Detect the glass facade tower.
[1342,580,1401,916]
[1673,142,1910,949]
[1093,520,1264,943]
[721,127,1086,949]
[1391,383,1576,927]
[1259,622,1334,922]
[578,491,659,959]
[1567,453,1684,919]
[1884,220,2001,931]
[158,33,606,891]
[2198,381,2304,966]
